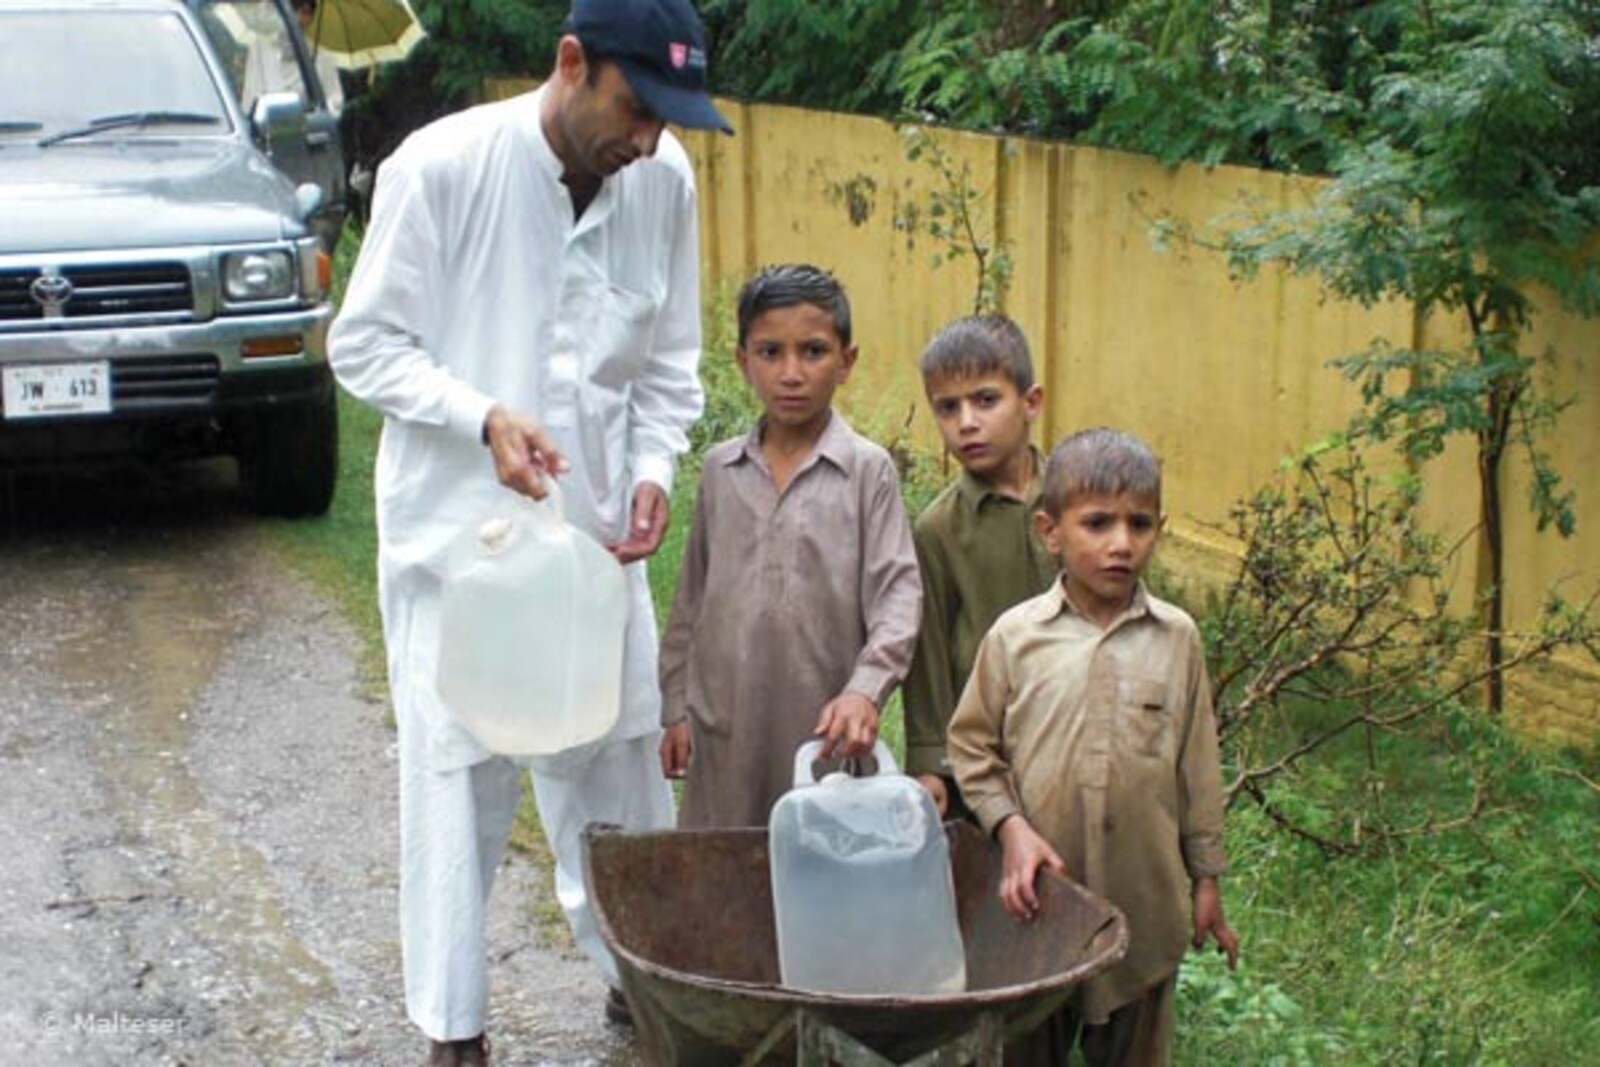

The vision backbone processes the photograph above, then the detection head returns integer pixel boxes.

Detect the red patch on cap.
[669,42,688,69]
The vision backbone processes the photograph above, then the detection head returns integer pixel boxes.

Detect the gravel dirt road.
[0,464,638,1066]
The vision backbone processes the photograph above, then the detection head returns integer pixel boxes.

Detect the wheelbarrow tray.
[583,820,1128,1065]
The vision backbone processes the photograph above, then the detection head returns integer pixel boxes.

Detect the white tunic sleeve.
[624,166,705,496]
[329,156,496,444]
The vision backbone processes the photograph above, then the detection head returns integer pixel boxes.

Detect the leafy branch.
[895,125,1013,314]
[1204,438,1600,853]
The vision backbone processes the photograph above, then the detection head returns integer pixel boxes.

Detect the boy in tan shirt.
[948,427,1239,1066]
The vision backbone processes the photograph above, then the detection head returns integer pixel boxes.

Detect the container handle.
[478,479,566,554]
[512,475,566,525]
[792,739,899,787]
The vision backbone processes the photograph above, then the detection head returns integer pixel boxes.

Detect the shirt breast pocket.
[1119,677,1171,759]
[585,283,660,391]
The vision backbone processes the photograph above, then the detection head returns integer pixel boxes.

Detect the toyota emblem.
[30,273,73,309]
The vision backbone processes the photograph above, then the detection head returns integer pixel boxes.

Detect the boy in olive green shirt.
[903,315,1058,817]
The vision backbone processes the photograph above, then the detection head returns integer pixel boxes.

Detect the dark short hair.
[579,46,614,90]
[919,314,1035,393]
[736,264,852,348]
[1042,427,1161,515]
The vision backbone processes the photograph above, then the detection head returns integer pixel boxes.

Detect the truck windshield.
[1,11,232,144]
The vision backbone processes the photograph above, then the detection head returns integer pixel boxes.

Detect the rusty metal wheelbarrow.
[583,821,1128,1066]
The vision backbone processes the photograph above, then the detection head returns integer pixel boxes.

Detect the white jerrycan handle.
[523,477,565,524]
[480,479,566,553]
[792,739,899,787]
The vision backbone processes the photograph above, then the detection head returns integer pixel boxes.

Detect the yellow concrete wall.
[1493,295,1600,741]
[482,80,1600,745]
[675,104,1411,576]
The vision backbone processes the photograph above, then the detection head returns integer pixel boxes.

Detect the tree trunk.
[1477,378,1514,715]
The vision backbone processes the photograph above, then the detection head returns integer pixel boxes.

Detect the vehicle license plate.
[2,362,111,419]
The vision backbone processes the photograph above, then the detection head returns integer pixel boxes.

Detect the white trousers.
[384,567,674,1042]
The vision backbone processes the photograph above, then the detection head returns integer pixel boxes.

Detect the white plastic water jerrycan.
[435,483,628,756]
[768,740,966,996]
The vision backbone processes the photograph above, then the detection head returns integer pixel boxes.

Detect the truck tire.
[239,383,338,518]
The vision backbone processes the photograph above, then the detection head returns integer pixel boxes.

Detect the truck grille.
[0,263,193,322]
[0,271,38,320]
[114,355,221,410]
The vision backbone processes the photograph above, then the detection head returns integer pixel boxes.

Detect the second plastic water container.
[768,741,966,996]
[435,483,628,756]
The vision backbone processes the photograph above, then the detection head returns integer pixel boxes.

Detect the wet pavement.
[0,463,640,1065]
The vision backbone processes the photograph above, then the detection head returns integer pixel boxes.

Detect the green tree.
[1212,1,1600,709]
[889,0,1382,162]
[338,1,567,184]
[699,0,925,113]
[408,0,565,99]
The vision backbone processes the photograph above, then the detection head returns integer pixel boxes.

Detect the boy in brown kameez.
[658,264,922,827]
[948,428,1239,1066]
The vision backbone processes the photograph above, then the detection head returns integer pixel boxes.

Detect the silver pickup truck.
[0,0,345,516]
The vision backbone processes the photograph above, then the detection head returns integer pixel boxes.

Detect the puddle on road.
[44,527,337,1056]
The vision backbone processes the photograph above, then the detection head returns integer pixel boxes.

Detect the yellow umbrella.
[304,0,427,72]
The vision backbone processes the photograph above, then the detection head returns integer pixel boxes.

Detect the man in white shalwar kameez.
[328,1,731,1061]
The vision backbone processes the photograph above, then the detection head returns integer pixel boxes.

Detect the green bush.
[1179,762,1600,1065]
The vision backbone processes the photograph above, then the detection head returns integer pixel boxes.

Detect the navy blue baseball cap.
[567,0,734,134]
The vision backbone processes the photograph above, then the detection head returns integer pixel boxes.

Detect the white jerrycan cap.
[792,739,899,788]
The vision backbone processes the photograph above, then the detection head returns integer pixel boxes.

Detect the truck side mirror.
[294,182,325,222]
[251,91,307,153]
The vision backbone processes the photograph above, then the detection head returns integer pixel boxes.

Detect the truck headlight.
[222,250,295,302]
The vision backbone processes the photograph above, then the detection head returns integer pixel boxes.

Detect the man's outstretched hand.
[610,482,670,564]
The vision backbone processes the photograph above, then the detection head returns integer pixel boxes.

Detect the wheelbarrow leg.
[738,1011,798,1067]
[796,1011,892,1066]
[896,1010,1004,1067]
[791,1009,1005,1067]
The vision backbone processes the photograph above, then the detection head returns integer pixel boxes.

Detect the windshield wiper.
[0,121,43,134]
[39,111,219,147]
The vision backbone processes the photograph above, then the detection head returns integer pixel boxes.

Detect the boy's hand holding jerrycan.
[436,481,628,756]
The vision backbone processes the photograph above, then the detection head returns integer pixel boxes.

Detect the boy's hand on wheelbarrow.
[1191,876,1240,970]
[996,815,1066,922]
[659,721,692,779]
[813,693,880,760]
